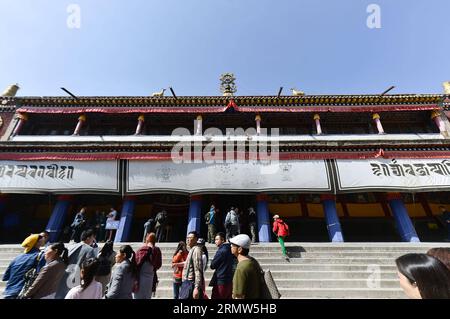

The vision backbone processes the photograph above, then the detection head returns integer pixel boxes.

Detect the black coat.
[210,243,234,285]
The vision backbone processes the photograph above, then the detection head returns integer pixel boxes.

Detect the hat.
[273,214,280,219]
[21,234,40,253]
[229,234,251,249]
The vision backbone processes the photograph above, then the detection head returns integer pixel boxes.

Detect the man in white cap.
[229,234,261,299]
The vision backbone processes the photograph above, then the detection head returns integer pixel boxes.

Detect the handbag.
[178,249,193,299]
[250,257,281,299]
[178,280,195,299]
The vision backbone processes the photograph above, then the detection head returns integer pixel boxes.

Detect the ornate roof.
[0,94,446,114]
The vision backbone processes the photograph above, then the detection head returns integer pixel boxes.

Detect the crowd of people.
[2,229,163,299]
[67,207,119,244]
[1,208,450,299]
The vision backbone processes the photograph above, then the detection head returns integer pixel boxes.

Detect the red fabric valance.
[16,104,439,114]
[1,149,449,161]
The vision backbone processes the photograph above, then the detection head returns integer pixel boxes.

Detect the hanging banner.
[0,160,120,193]
[335,159,450,192]
[127,160,332,193]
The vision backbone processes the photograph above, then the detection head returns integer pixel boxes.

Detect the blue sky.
[0,0,449,96]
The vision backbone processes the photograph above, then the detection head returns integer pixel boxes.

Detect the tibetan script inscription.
[370,160,450,177]
[0,164,74,179]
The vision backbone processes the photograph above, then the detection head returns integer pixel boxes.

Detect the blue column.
[115,196,136,243]
[256,194,271,242]
[187,195,202,235]
[321,195,344,242]
[46,195,72,243]
[387,193,420,242]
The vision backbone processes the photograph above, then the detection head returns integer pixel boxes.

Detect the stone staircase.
[1,242,449,299]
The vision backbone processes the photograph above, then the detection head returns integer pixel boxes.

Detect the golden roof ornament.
[1,83,20,97]
[220,73,237,96]
[443,81,450,95]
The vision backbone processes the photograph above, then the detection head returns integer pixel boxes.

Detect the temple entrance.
[129,194,190,242]
[200,194,257,240]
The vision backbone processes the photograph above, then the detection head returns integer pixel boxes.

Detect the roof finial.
[151,88,166,97]
[290,88,305,96]
[1,83,20,97]
[220,73,237,96]
[443,81,450,95]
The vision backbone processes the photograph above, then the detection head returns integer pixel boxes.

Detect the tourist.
[180,231,204,299]
[55,229,96,298]
[204,205,217,244]
[248,207,257,243]
[395,253,450,299]
[197,238,209,271]
[143,216,155,242]
[155,210,168,242]
[36,230,50,272]
[210,232,234,299]
[134,233,155,299]
[104,245,137,299]
[65,258,102,299]
[95,241,116,295]
[225,207,240,240]
[2,234,45,299]
[172,241,188,299]
[70,207,87,243]
[105,207,118,242]
[230,234,261,299]
[147,232,162,298]
[23,242,69,299]
[272,214,290,261]
[427,247,450,270]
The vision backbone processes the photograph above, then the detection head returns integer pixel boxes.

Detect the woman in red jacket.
[272,214,290,261]
[171,241,188,299]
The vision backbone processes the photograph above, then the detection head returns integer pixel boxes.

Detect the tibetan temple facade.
[1,83,450,243]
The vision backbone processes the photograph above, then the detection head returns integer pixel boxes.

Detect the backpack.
[155,212,166,226]
[278,221,290,236]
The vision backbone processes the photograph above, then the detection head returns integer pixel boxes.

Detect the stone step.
[0,285,406,299]
[0,250,428,259]
[142,287,406,299]
[142,278,402,289]
[0,260,398,269]
[1,258,395,270]
[0,242,447,253]
[0,268,398,280]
